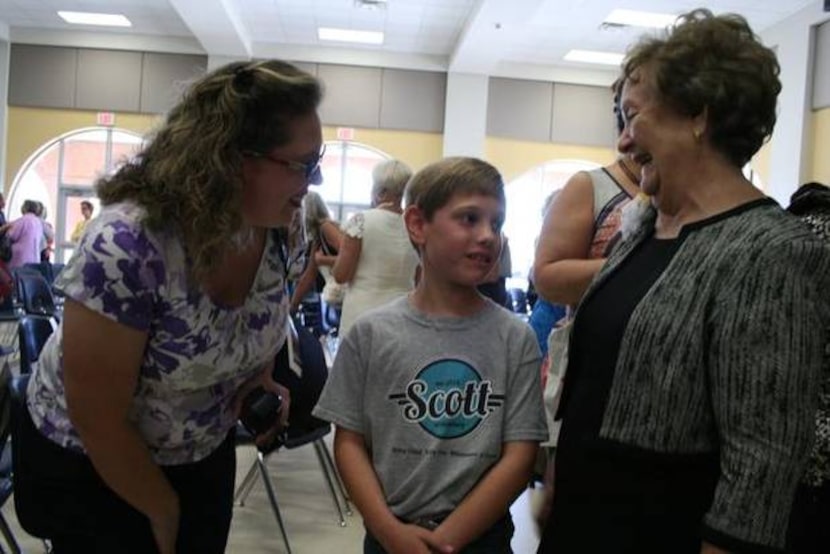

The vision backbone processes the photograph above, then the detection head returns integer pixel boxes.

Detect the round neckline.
[679,197,776,237]
[202,231,272,312]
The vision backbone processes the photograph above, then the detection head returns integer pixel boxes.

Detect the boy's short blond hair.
[404,157,504,220]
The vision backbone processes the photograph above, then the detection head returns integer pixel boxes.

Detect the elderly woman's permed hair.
[622,8,780,167]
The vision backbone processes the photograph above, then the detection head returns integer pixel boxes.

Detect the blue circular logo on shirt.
[388,359,502,439]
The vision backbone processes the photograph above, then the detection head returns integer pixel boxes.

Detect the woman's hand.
[313,247,337,268]
[262,373,291,431]
[254,378,291,449]
[234,361,291,433]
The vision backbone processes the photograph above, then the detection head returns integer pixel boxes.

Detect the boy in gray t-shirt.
[313,157,547,553]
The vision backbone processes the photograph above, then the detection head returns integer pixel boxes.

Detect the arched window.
[318,141,390,223]
[504,159,601,288]
[9,134,393,262]
[8,127,144,263]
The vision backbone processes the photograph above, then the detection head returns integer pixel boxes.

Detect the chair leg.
[317,438,352,515]
[256,452,292,554]
[312,440,348,526]
[0,513,21,554]
[234,458,259,507]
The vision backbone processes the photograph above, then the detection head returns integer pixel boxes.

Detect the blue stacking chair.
[16,272,58,320]
[18,315,56,375]
[0,364,23,553]
[233,318,351,554]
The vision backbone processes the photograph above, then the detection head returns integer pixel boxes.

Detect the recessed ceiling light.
[58,11,132,27]
[318,27,384,45]
[354,0,388,9]
[604,9,677,29]
[564,49,625,66]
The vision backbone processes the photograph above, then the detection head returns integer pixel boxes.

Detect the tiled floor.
[2,435,544,553]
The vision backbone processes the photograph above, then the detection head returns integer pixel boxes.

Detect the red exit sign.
[97,112,116,126]
[336,127,354,140]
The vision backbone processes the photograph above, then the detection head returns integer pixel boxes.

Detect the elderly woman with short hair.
[332,159,419,335]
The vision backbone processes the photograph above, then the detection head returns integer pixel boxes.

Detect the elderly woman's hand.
[314,247,337,268]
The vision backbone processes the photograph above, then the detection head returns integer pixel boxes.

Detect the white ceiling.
[0,0,823,83]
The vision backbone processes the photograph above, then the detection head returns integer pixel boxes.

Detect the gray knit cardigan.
[576,200,830,551]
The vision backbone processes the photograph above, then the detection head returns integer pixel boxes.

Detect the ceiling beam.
[449,0,546,74]
[169,0,250,58]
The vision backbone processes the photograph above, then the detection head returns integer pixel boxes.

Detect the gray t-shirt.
[313,296,547,521]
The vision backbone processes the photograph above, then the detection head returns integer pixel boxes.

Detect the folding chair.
[233,318,351,553]
[16,272,58,319]
[18,315,56,374]
[233,426,293,554]
[0,292,19,322]
[234,424,350,526]
[22,263,53,287]
[0,362,23,553]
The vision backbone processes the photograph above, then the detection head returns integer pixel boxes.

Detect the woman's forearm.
[76,418,179,526]
[290,258,319,312]
[314,253,338,267]
[534,258,606,306]
[331,236,361,284]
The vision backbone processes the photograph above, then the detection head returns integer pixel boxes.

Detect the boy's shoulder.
[357,296,528,334]
[348,296,412,334]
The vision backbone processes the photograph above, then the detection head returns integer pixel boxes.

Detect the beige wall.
[7,107,796,197]
[4,109,445,191]
[486,137,616,182]
[321,127,443,171]
[811,107,830,184]
[5,106,160,191]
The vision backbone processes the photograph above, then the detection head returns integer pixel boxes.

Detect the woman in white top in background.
[332,159,419,335]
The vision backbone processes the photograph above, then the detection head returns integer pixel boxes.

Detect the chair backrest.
[18,315,55,374]
[508,287,528,314]
[22,263,53,286]
[51,263,66,283]
[297,295,324,337]
[0,362,11,451]
[0,287,15,318]
[17,272,57,317]
[320,298,341,334]
[273,316,329,434]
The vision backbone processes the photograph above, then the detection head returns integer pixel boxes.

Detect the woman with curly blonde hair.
[13,59,324,553]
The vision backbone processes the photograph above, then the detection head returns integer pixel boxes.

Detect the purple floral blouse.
[27,202,306,465]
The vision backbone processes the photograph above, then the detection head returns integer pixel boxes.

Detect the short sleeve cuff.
[343,212,365,239]
[311,405,364,434]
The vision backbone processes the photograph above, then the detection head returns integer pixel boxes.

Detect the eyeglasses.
[244,144,326,181]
